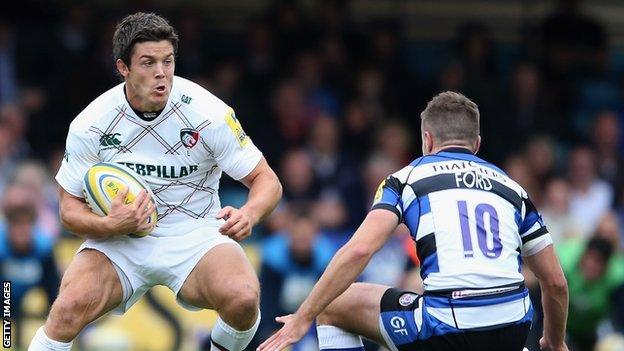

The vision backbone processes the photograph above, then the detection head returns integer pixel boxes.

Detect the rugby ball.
[82,162,158,237]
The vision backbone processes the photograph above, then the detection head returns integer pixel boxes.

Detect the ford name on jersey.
[118,162,199,179]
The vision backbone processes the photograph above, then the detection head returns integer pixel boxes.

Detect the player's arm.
[297,209,397,319]
[258,209,398,351]
[59,186,154,239]
[217,157,282,241]
[524,245,568,351]
[520,195,568,351]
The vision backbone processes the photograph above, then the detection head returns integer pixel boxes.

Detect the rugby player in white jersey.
[28,13,282,351]
[259,92,568,351]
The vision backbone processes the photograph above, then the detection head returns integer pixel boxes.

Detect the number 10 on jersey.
[457,201,502,259]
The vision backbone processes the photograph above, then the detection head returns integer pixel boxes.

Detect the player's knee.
[223,286,259,329]
[48,294,93,334]
[317,305,338,326]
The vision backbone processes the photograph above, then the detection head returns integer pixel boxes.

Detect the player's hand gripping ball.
[82,162,158,237]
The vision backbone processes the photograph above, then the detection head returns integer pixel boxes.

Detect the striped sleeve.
[370,175,404,221]
[519,196,552,256]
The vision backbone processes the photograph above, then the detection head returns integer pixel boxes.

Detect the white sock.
[210,310,261,351]
[28,326,73,351]
[317,325,364,350]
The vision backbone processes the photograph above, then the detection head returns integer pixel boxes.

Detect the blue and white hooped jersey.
[372,148,552,293]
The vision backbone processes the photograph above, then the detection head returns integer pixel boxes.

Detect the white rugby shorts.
[77,224,238,314]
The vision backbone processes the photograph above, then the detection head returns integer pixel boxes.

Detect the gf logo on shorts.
[390,316,408,336]
[399,293,417,306]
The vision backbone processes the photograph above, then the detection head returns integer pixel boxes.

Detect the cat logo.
[180,128,200,148]
[181,94,192,104]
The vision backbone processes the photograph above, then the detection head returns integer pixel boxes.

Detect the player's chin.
[151,95,169,104]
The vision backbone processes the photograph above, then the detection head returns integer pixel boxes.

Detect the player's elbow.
[346,242,375,263]
[541,273,568,297]
[59,206,73,230]
[59,208,81,236]
[274,178,283,201]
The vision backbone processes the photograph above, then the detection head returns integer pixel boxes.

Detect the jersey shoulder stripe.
[409,173,523,210]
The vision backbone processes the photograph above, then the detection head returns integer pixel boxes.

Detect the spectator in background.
[591,110,624,195]
[524,136,559,190]
[539,0,607,80]
[1,103,30,159]
[568,146,613,238]
[255,204,334,350]
[266,80,311,162]
[174,9,205,78]
[307,115,365,228]
[374,120,413,166]
[367,20,413,118]
[56,5,92,65]
[593,212,621,250]
[280,148,319,203]
[541,178,582,244]
[342,100,376,162]
[452,21,502,160]
[0,184,59,344]
[0,105,30,195]
[242,18,276,104]
[0,22,18,104]
[292,50,339,117]
[352,66,387,127]
[504,153,541,204]
[557,235,624,351]
[267,1,313,66]
[11,161,60,239]
[498,63,560,157]
[318,34,350,95]
[538,0,608,142]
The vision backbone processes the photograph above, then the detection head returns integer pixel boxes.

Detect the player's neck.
[123,85,166,121]
[431,144,475,154]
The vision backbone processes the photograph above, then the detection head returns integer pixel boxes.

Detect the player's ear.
[422,131,434,155]
[474,135,481,154]
[116,59,130,79]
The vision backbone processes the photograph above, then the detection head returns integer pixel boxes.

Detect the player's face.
[117,40,175,111]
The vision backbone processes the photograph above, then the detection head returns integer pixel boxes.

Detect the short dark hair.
[420,91,480,144]
[112,12,178,66]
[585,236,613,264]
[4,205,37,224]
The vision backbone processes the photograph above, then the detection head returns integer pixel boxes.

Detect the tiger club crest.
[180,128,199,148]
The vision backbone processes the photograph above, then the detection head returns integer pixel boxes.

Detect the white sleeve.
[205,107,262,180]
[55,126,99,197]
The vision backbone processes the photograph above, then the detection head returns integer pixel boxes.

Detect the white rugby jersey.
[372,148,552,292]
[56,76,262,237]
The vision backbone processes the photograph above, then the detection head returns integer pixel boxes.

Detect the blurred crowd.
[1,1,624,350]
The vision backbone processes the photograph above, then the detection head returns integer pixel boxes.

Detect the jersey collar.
[436,147,474,155]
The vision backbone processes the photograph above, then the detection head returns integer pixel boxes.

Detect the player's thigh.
[50,249,123,322]
[319,282,390,347]
[178,243,259,310]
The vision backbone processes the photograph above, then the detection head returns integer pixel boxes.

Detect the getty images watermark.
[2,281,10,348]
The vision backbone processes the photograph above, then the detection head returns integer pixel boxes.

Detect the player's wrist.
[240,206,260,226]
[541,336,566,350]
[99,215,128,237]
